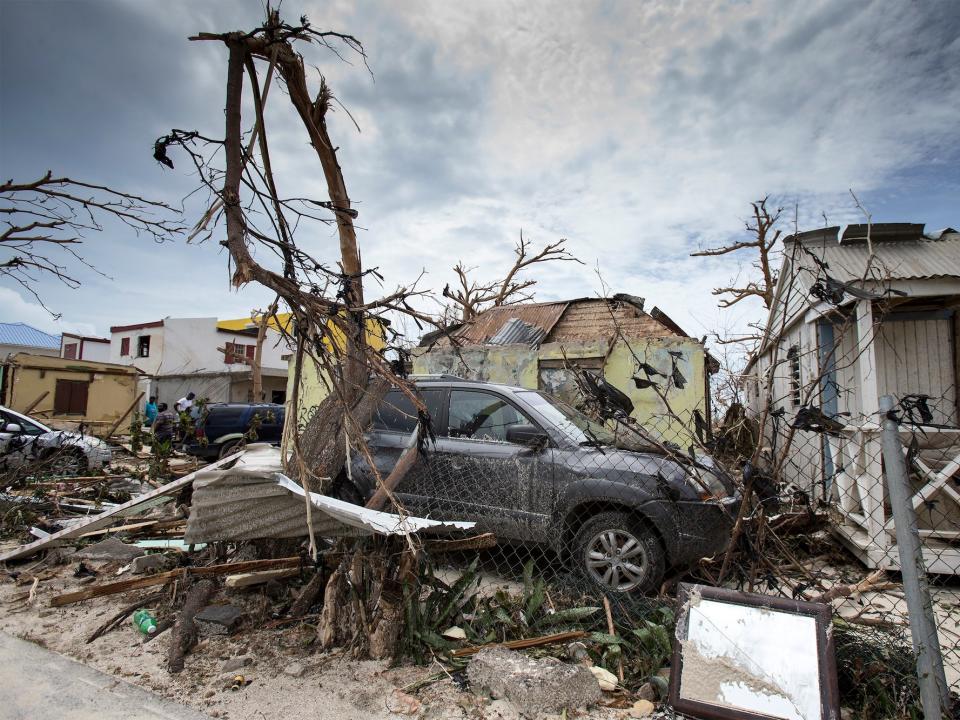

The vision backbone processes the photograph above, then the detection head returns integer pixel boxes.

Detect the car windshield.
[518,391,617,446]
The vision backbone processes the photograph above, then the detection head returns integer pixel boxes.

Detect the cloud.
[0,287,98,337]
[1,0,958,344]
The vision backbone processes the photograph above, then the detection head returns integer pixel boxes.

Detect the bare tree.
[158,9,446,659]
[1,172,181,313]
[442,232,581,321]
[691,197,783,310]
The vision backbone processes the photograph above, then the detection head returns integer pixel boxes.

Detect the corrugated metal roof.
[487,317,547,346]
[0,322,60,349]
[453,302,569,345]
[793,230,960,284]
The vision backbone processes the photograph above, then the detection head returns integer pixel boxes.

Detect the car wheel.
[218,439,244,460]
[46,449,87,477]
[572,511,665,594]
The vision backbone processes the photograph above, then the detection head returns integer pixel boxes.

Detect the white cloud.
[0,287,99,337]
[2,0,957,345]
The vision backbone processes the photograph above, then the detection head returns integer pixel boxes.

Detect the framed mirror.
[668,584,839,720]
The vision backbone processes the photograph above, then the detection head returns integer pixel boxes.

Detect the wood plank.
[23,391,50,414]
[0,452,240,563]
[225,567,299,589]
[451,631,587,658]
[51,556,302,606]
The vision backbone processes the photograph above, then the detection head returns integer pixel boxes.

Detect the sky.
[1,0,958,345]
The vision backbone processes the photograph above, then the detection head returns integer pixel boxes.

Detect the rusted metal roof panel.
[452,302,569,345]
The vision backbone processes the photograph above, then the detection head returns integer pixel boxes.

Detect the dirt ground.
[0,558,639,720]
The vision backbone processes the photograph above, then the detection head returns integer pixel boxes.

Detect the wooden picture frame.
[668,584,840,720]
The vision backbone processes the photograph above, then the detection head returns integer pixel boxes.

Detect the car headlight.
[690,469,728,500]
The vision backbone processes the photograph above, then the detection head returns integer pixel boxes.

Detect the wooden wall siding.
[835,322,862,418]
[876,317,957,425]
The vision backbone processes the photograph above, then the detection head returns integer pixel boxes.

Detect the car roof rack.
[407,373,479,382]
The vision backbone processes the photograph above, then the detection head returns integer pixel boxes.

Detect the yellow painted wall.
[285,317,387,432]
[5,353,139,429]
[413,337,708,446]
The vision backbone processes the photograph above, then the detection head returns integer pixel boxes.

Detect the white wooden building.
[744,223,960,574]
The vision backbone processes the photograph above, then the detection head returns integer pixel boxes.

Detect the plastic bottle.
[132,609,158,635]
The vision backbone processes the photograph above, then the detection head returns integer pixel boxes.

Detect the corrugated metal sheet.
[452,302,569,345]
[0,322,60,349]
[792,230,960,284]
[487,318,546,346]
[185,444,474,543]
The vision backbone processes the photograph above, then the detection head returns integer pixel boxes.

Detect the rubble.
[130,553,173,575]
[467,646,602,717]
[74,537,145,562]
[195,605,245,636]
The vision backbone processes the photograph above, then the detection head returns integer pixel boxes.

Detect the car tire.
[572,511,665,595]
[218,439,244,460]
[45,448,87,477]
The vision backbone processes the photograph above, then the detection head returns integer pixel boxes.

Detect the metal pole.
[879,395,950,718]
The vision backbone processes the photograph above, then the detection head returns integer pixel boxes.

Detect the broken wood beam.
[51,557,302,606]
[451,630,588,658]
[102,391,145,439]
[225,567,299,589]
[23,391,50,414]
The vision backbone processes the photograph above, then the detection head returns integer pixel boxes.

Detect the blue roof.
[0,322,61,349]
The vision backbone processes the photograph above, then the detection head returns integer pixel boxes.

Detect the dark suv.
[184,403,285,460]
[344,377,737,594]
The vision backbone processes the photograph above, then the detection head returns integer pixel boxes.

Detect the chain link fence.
[763,388,959,714]
[349,374,959,715]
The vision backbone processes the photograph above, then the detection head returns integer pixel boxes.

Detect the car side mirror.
[506,424,549,448]
[3,423,23,434]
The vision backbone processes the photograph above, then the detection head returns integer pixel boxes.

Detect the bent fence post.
[879,394,950,718]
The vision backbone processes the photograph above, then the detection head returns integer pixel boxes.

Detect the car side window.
[373,390,443,433]
[447,390,533,443]
[1,412,42,436]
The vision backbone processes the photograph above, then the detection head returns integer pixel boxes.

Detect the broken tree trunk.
[168,579,216,673]
[316,536,416,660]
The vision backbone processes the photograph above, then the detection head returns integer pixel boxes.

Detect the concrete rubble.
[467,646,602,717]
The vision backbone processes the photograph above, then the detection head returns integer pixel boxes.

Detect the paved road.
[0,632,211,720]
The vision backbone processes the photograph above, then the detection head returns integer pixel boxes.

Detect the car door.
[422,389,554,542]
[350,387,446,511]
[0,410,43,470]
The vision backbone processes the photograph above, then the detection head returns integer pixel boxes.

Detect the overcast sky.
[2,0,958,344]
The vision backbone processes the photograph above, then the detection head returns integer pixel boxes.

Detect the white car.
[0,405,112,476]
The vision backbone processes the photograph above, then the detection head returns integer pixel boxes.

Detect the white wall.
[109,318,290,378]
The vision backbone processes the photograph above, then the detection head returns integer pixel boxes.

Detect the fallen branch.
[451,630,588,658]
[812,569,887,604]
[168,579,216,673]
[51,557,301,606]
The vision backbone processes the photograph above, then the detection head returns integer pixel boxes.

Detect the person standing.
[144,396,158,426]
[175,391,196,414]
[153,403,179,445]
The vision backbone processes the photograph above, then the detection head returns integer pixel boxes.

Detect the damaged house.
[109,315,292,406]
[744,223,960,574]
[414,296,716,445]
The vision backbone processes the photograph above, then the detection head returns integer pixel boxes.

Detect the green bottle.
[132,609,158,635]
